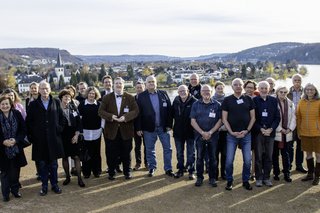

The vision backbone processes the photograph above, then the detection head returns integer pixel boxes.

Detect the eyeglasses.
[279,91,288,94]
[306,89,315,91]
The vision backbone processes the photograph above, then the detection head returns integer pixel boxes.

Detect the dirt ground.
[1,136,319,213]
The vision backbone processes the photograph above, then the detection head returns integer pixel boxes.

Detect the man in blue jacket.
[253,81,280,187]
[136,75,175,177]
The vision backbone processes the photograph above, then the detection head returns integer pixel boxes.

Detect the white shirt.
[115,93,123,115]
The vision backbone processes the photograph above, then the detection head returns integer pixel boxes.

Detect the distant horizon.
[1,0,319,57]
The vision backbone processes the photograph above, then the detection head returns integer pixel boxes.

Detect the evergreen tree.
[59,75,65,89]
[70,73,78,86]
[127,65,134,80]
[99,64,107,80]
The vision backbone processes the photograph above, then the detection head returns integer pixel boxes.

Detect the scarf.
[278,98,288,145]
[0,110,19,159]
[212,93,225,104]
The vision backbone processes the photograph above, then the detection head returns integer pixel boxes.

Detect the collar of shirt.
[148,89,158,94]
[85,99,97,105]
[115,93,123,98]
[105,89,113,94]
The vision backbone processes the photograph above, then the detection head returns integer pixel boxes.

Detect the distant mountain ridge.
[0,42,320,65]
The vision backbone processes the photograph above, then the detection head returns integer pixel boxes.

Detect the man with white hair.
[253,81,280,187]
[172,85,197,179]
[222,78,256,191]
[136,75,175,177]
[188,73,202,99]
[26,81,65,196]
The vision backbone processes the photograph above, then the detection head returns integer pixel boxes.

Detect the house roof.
[18,75,44,84]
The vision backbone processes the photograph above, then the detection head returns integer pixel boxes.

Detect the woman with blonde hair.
[297,83,320,185]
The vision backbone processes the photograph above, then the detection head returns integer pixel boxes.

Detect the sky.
[1,0,319,57]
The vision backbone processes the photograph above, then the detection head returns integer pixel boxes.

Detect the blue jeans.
[144,127,172,171]
[225,133,252,182]
[38,160,58,189]
[196,137,218,179]
[174,137,195,174]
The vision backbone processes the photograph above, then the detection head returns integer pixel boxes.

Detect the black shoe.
[221,175,227,180]
[12,192,22,198]
[84,175,90,179]
[133,164,141,171]
[78,179,86,187]
[209,178,217,187]
[3,196,10,202]
[51,186,62,194]
[296,166,308,174]
[148,169,155,177]
[250,175,256,181]
[108,175,115,180]
[165,170,176,177]
[242,181,253,190]
[189,173,195,180]
[18,182,22,189]
[39,188,48,196]
[225,181,233,191]
[195,178,203,187]
[284,174,292,183]
[125,174,133,180]
[63,176,71,185]
[174,170,184,179]
[93,173,100,178]
[273,175,280,181]
[37,175,42,181]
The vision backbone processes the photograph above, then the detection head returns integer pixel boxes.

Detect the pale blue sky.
[1,0,319,57]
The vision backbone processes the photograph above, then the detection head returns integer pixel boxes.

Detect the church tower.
[54,50,65,81]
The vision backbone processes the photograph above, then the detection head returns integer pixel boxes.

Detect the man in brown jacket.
[98,77,139,180]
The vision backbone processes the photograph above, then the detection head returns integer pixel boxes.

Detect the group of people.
[0,73,319,203]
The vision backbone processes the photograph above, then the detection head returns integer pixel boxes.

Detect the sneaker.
[225,181,233,190]
[250,175,256,181]
[209,178,217,187]
[174,170,184,179]
[256,180,263,187]
[263,179,273,187]
[284,174,292,183]
[133,164,141,171]
[195,178,203,187]
[242,181,253,190]
[188,173,196,180]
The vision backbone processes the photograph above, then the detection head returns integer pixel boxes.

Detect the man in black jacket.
[136,75,175,177]
[172,85,197,179]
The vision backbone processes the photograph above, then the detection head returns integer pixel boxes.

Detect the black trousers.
[1,160,20,198]
[216,131,227,178]
[106,131,133,176]
[82,137,102,176]
[134,132,147,166]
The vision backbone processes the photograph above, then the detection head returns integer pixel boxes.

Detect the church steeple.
[55,50,63,68]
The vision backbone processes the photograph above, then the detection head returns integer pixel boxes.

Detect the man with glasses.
[266,77,276,97]
[188,73,202,99]
[222,78,256,190]
[287,74,307,173]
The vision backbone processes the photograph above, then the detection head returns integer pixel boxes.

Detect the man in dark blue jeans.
[172,85,197,180]
[222,78,256,191]
[190,84,222,187]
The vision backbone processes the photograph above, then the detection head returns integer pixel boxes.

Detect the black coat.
[0,110,27,171]
[26,95,65,161]
[171,95,197,139]
[136,90,172,132]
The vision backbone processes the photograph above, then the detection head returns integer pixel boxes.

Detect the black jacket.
[171,94,197,139]
[136,90,172,132]
[26,95,65,161]
[0,110,28,171]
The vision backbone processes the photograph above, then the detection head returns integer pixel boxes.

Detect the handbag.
[5,144,20,159]
[78,135,91,162]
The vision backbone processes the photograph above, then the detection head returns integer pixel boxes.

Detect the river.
[165,64,320,101]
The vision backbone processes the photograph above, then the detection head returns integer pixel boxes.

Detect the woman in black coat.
[0,96,27,202]
[59,89,85,187]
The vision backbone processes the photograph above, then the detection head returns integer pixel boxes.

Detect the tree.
[99,64,107,80]
[59,75,65,89]
[49,75,55,89]
[108,67,115,78]
[156,73,167,85]
[127,65,134,80]
[264,61,274,75]
[141,67,153,77]
[70,73,78,86]
[241,64,247,78]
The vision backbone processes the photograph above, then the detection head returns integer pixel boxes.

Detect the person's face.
[305,86,316,99]
[258,84,269,96]
[87,90,96,102]
[0,99,11,113]
[6,92,15,102]
[146,77,157,90]
[232,80,243,94]
[67,89,75,98]
[30,85,39,95]
[78,84,87,96]
[215,85,224,95]
[244,83,255,96]
[61,94,71,105]
[39,84,51,99]
[178,87,189,99]
[135,84,145,94]
[201,86,212,101]
[103,78,112,90]
[277,89,288,100]
[267,80,274,90]
[293,77,302,88]
[114,79,124,94]
[190,75,199,87]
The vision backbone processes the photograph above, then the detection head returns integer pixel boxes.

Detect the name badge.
[262,112,268,117]
[163,102,167,107]
[237,99,244,104]
[73,112,78,117]
[209,112,216,118]
[124,107,129,113]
